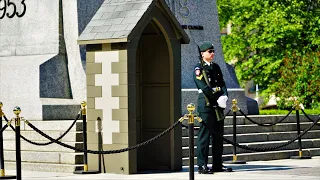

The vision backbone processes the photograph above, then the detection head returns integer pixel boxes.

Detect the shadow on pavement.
[180,164,295,173]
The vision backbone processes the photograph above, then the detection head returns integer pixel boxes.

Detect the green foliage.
[217,0,320,108]
[273,52,320,108]
[259,109,320,115]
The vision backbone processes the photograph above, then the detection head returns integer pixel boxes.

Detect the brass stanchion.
[225,99,246,164]
[74,101,99,174]
[13,107,22,180]
[187,104,195,180]
[0,102,16,179]
[181,103,205,180]
[97,117,105,173]
[290,100,311,159]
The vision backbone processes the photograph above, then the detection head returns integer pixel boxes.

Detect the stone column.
[165,0,249,114]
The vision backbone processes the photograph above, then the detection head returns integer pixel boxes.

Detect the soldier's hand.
[217,95,228,108]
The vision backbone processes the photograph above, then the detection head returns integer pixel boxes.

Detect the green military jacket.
[193,62,228,113]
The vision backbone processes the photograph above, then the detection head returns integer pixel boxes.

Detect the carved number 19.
[0,0,26,19]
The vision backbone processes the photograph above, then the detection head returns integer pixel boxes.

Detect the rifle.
[197,45,224,121]
[198,45,211,106]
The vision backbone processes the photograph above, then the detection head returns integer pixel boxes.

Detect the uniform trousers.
[197,110,224,170]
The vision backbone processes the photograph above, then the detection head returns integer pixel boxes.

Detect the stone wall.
[0,0,104,120]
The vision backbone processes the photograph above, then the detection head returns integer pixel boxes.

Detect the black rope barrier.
[238,107,294,127]
[201,116,320,152]
[301,109,320,126]
[3,113,81,146]
[24,118,182,154]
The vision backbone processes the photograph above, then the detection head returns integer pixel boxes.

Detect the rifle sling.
[202,69,211,106]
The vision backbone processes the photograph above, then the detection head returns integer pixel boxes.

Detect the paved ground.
[5,156,320,180]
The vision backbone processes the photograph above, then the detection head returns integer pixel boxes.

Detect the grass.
[259,109,320,115]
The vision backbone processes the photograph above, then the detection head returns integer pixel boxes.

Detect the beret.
[199,42,214,52]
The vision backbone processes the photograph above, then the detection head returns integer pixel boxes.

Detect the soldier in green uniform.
[193,42,232,174]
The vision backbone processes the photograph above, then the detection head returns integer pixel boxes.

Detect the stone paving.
[5,156,320,180]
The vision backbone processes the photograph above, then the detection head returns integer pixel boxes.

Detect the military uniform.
[193,43,228,173]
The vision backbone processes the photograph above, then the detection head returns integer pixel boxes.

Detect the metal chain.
[201,116,320,152]
[3,113,80,146]
[300,109,320,126]
[24,119,182,154]
[238,107,294,127]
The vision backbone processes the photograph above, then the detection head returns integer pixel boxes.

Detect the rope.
[24,119,181,154]
[300,109,320,126]
[0,122,9,133]
[3,113,80,146]
[238,107,294,127]
[201,116,320,152]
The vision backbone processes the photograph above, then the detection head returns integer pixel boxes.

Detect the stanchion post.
[97,117,105,173]
[187,103,195,180]
[0,102,16,179]
[0,103,4,177]
[74,101,99,174]
[225,99,246,164]
[82,101,88,172]
[290,100,311,159]
[13,107,22,180]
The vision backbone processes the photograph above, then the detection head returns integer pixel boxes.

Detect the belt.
[198,87,221,93]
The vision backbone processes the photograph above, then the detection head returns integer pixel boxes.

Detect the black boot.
[212,165,233,172]
[198,165,214,174]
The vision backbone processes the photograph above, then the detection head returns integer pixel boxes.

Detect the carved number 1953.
[0,0,26,19]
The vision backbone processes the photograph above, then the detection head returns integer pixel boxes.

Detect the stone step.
[225,114,319,125]
[3,140,83,153]
[182,148,320,166]
[182,130,320,146]
[3,131,82,142]
[2,120,83,132]
[0,119,99,173]
[4,162,84,173]
[2,131,99,143]
[3,150,83,164]
[2,126,98,152]
[182,122,320,136]
[182,138,320,157]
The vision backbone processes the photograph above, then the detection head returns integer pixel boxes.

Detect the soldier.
[193,42,232,174]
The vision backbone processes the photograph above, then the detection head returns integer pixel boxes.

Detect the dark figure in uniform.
[193,42,232,174]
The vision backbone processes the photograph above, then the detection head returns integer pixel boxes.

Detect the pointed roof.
[78,0,189,45]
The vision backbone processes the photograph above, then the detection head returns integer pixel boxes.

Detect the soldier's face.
[202,49,214,62]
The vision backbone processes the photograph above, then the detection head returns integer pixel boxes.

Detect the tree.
[217,0,320,108]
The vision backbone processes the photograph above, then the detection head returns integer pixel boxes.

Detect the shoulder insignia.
[196,74,203,80]
[195,69,201,76]
[194,67,201,76]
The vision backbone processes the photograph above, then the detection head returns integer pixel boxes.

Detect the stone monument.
[0,0,104,120]
[165,0,252,114]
